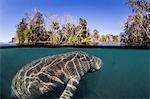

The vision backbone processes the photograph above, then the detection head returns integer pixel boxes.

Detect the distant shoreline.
[0,44,149,49]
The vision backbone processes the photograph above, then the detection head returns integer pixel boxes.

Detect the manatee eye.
[89,68,96,73]
[92,69,96,72]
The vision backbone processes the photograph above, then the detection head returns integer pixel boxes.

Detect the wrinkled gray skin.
[11,51,103,99]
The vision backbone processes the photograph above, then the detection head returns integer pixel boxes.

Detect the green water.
[0,48,149,98]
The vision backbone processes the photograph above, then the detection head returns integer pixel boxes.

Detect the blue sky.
[0,0,133,42]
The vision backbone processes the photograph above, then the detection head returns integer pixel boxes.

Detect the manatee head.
[90,56,103,72]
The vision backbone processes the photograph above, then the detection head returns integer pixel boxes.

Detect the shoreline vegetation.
[9,0,150,47]
[0,42,149,49]
[13,10,121,45]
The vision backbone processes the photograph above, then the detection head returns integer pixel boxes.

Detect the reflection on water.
[97,42,128,46]
[0,48,149,98]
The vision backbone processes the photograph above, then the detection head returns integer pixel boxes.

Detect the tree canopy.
[16,10,121,45]
[121,0,150,46]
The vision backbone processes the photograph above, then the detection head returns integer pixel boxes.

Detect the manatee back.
[11,51,93,98]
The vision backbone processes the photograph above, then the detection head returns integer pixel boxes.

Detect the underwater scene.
[0,48,149,98]
[1,0,150,98]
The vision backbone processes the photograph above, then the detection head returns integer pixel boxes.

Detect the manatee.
[11,51,103,99]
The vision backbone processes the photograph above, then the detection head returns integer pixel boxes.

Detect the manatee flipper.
[59,76,80,99]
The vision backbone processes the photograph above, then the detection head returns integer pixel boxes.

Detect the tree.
[112,35,120,42]
[16,11,99,45]
[68,34,78,45]
[51,22,60,31]
[121,0,150,46]
[16,18,27,44]
[93,29,100,40]
[79,18,90,39]
[24,27,31,43]
[29,10,46,43]
[59,23,78,44]
[127,0,150,13]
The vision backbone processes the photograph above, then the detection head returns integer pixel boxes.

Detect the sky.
[0,0,133,42]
